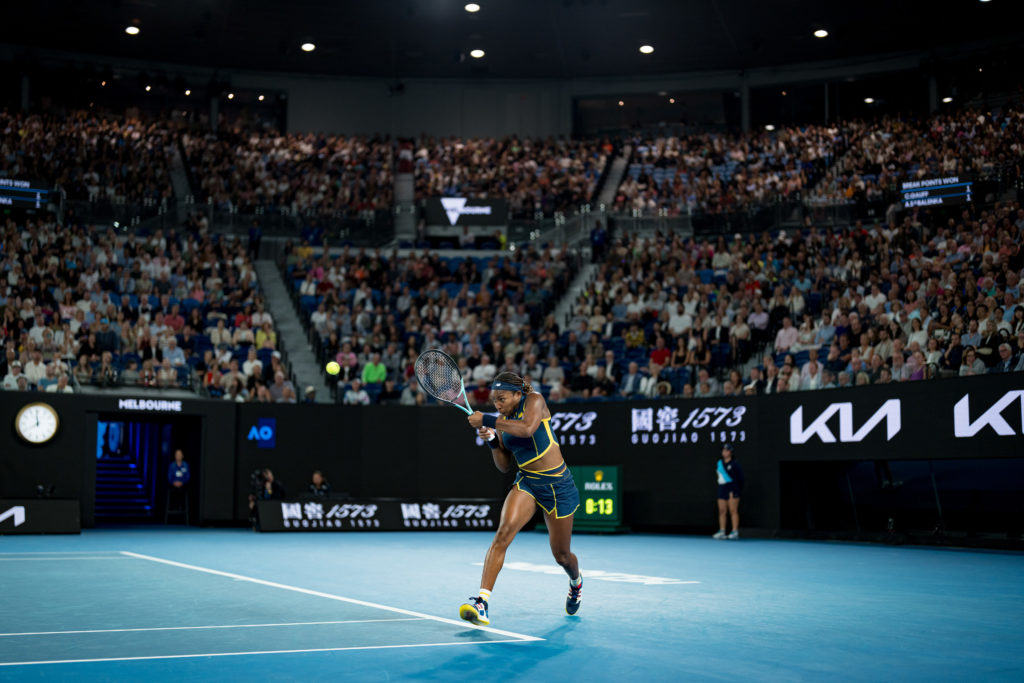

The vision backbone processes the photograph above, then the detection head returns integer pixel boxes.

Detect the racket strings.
[415,351,465,403]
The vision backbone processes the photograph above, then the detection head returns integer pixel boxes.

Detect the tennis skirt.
[514,463,580,519]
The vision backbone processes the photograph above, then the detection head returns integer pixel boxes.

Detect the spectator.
[344,379,371,405]
[23,351,47,388]
[269,371,295,402]
[774,316,798,353]
[619,362,643,397]
[3,360,24,390]
[303,385,318,403]
[993,344,1017,373]
[46,373,74,394]
[164,337,186,368]
[958,347,985,377]
[361,352,388,385]
[308,470,331,497]
[157,358,178,387]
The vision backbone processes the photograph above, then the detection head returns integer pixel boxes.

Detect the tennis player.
[461,371,582,625]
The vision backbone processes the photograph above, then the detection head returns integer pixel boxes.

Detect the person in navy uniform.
[463,371,583,626]
[713,443,744,540]
[167,449,190,489]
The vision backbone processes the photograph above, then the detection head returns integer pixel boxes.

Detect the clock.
[14,402,60,444]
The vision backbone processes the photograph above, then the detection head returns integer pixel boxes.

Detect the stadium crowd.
[182,129,393,214]
[285,240,580,405]
[0,111,175,204]
[413,136,612,217]
[807,106,1024,205]
[615,124,849,215]
[0,216,300,402]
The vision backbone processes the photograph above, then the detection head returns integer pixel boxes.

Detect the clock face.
[15,403,60,444]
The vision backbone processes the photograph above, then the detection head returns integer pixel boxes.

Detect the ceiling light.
[184,89,191,96]
[639,45,654,54]
[101,80,106,87]
[125,26,140,36]
[227,93,234,99]
[301,42,316,52]
[765,124,775,131]
[669,98,675,104]
[145,85,151,92]
[618,100,624,107]
[813,29,828,38]
[470,49,485,59]
[464,3,481,11]
[978,67,983,72]
[864,97,874,104]
[781,90,787,96]
[258,95,265,102]
[942,97,953,103]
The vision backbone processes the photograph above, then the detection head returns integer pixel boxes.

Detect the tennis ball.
[326,361,340,375]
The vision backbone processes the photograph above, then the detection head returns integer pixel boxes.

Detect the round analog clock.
[14,402,60,444]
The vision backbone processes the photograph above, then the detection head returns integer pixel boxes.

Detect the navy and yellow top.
[500,393,558,469]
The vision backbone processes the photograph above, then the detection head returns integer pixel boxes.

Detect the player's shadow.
[423,619,580,679]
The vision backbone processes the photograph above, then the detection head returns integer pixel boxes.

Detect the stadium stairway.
[595,145,631,209]
[254,260,333,403]
[394,172,416,243]
[551,261,600,329]
[167,143,193,208]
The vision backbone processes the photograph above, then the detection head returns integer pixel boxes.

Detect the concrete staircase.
[595,145,631,209]
[394,172,416,244]
[253,260,333,403]
[551,262,599,330]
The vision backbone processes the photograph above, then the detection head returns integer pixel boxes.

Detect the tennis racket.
[414,349,473,415]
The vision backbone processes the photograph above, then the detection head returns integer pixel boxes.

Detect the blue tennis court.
[1,528,1021,681]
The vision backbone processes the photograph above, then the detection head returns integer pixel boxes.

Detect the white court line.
[0,551,123,554]
[0,618,425,637]
[0,557,133,561]
[0,639,534,667]
[121,551,542,643]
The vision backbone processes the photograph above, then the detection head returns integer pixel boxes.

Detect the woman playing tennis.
[461,371,582,625]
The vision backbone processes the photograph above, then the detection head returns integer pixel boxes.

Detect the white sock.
[478,588,491,603]
[571,574,582,587]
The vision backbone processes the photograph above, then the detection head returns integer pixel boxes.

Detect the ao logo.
[247,418,277,449]
[789,400,901,444]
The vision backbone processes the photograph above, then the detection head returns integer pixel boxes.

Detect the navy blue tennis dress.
[502,394,580,518]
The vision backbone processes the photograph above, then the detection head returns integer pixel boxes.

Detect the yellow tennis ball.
[326,361,340,375]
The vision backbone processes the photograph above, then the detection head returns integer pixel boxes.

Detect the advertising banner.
[760,373,1024,461]
[0,499,81,534]
[258,498,501,532]
[423,197,508,226]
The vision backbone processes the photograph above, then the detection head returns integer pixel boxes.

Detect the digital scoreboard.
[900,175,973,209]
[0,178,58,210]
[570,465,624,532]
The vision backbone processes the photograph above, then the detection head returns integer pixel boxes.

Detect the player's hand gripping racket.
[414,349,473,415]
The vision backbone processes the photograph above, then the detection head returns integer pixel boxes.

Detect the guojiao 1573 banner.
[758,373,1024,461]
[539,397,757,453]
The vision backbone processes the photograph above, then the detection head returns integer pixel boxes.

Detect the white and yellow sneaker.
[459,596,490,625]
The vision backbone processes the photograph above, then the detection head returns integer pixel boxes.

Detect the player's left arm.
[492,393,544,437]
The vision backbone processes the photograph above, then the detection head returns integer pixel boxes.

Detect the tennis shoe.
[459,596,490,625]
[728,530,740,540]
[712,529,727,539]
[565,577,582,615]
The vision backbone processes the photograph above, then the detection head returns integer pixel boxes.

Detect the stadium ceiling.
[3,0,1021,79]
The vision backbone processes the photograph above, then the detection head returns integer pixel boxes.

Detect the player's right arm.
[478,427,514,473]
